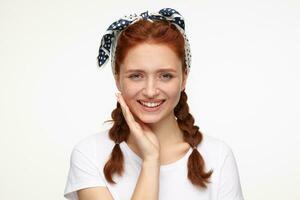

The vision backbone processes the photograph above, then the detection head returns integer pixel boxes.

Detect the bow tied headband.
[97,8,191,75]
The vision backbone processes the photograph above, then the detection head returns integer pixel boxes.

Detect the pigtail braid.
[103,102,129,184]
[174,90,213,188]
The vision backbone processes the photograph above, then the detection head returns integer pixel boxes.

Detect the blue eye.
[129,74,142,80]
[161,73,173,80]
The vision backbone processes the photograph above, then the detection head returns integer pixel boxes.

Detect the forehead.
[120,43,182,73]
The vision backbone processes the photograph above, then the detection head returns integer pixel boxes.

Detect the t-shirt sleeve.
[218,143,244,200]
[64,147,106,200]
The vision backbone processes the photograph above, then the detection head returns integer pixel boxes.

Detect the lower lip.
[138,101,165,112]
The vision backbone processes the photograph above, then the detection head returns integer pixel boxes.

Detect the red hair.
[103,19,213,188]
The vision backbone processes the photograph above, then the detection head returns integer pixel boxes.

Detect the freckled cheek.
[167,86,182,101]
[121,82,142,101]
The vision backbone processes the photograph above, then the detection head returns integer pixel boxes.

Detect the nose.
[142,77,159,98]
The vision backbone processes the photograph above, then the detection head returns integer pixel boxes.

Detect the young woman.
[64,8,244,200]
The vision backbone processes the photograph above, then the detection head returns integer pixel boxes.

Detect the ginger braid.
[103,102,129,183]
[174,89,213,188]
[103,91,213,188]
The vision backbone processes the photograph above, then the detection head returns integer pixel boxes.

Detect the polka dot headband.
[97,8,192,75]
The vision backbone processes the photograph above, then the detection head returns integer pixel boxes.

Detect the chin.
[135,110,173,125]
[135,114,161,124]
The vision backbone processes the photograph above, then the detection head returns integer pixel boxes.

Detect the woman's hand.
[116,92,160,161]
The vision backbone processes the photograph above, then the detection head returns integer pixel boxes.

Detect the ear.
[181,68,188,92]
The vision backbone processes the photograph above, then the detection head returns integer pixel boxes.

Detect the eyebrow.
[125,68,177,73]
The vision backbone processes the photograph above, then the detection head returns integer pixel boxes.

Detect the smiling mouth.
[137,100,166,108]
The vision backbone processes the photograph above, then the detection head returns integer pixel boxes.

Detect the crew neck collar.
[120,141,193,172]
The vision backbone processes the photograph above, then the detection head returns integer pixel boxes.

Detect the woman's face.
[115,43,188,124]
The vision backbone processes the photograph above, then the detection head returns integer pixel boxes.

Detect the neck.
[127,113,185,151]
[148,114,184,148]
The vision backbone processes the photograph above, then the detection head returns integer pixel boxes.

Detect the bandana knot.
[97,8,191,75]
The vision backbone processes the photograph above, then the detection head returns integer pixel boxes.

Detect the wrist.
[143,157,160,166]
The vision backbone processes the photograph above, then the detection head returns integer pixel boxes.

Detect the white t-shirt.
[64,129,244,200]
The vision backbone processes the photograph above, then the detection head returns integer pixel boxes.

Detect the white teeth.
[139,101,163,108]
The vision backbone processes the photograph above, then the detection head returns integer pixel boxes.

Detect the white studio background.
[0,0,299,199]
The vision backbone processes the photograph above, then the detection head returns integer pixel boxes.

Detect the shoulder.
[200,133,233,153]
[74,129,114,150]
[200,134,244,199]
[198,133,235,168]
[72,129,115,164]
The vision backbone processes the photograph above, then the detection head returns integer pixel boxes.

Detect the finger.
[135,117,149,131]
[117,93,127,117]
[119,98,151,134]
[116,93,127,117]
[118,94,146,141]
[117,93,138,130]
